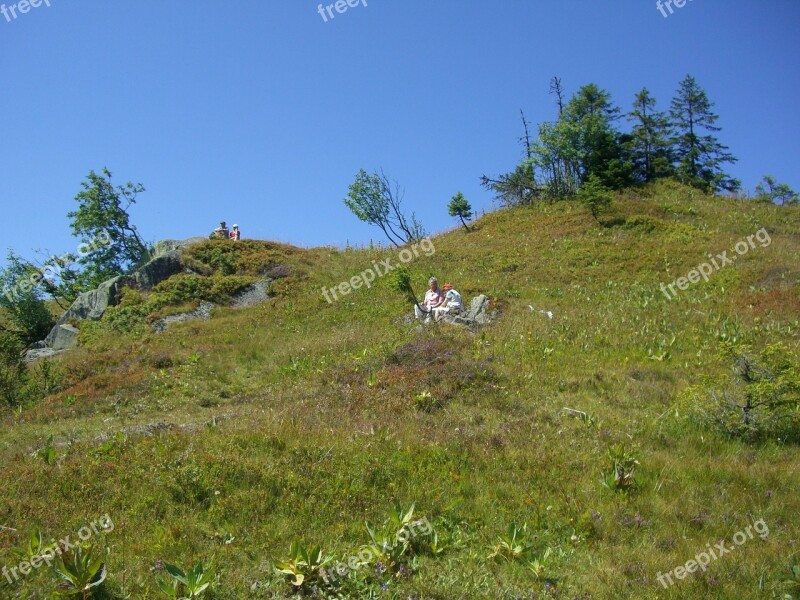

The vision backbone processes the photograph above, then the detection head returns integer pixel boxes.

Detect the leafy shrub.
[0,332,62,408]
[184,239,298,276]
[578,175,613,222]
[150,274,254,307]
[680,343,800,443]
[0,251,56,345]
[0,332,29,407]
[97,274,255,332]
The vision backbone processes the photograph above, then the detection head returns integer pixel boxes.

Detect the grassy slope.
[1,181,799,599]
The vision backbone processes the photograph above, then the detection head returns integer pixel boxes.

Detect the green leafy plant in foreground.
[527,547,552,579]
[488,521,532,562]
[413,390,438,412]
[362,501,420,574]
[157,561,215,599]
[52,544,107,599]
[274,542,334,591]
[488,521,551,578]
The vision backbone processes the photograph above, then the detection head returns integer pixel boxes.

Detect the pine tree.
[669,75,739,192]
[447,192,473,232]
[578,174,613,222]
[626,88,674,182]
[755,176,798,205]
[538,84,632,192]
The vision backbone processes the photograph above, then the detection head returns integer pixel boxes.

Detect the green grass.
[1,180,799,599]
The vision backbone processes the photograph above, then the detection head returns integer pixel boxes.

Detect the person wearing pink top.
[414,277,444,322]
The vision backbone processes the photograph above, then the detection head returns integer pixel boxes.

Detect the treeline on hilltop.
[481,74,796,207]
[344,74,797,247]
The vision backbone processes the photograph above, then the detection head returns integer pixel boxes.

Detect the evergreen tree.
[755,176,798,205]
[480,161,540,207]
[536,84,632,192]
[669,75,739,192]
[626,88,674,182]
[578,175,613,222]
[447,192,473,232]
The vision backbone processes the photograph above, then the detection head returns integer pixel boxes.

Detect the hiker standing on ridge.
[230,224,241,240]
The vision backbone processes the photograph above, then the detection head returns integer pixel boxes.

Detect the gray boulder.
[446,295,495,327]
[46,324,79,351]
[25,347,66,362]
[44,276,127,343]
[152,237,206,258]
[126,251,184,290]
[36,238,206,354]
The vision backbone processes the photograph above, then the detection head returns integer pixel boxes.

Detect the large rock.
[152,238,207,258]
[36,238,205,354]
[46,324,79,351]
[65,276,126,322]
[446,295,494,327]
[126,251,183,290]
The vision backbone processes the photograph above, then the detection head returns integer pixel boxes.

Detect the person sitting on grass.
[414,277,444,322]
[434,283,463,321]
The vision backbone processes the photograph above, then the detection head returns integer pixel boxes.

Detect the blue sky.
[1,0,798,262]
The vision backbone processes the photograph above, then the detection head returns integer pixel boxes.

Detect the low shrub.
[680,342,800,443]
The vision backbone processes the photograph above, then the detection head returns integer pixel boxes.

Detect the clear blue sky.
[1,0,798,262]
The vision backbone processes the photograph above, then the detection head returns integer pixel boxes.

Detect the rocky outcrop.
[152,238,207,258]
[150,301,215,333]
[126,251,183,290]
[150,279,272,333]
[443,294,495,327]
[45,323,80,351]
[232,279,272,308]
[47,276,127,332]
[30,238,206,358]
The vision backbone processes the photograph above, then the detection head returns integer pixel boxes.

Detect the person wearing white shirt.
[434,283,463,321]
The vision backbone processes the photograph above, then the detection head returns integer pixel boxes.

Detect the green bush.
[680,343,800,443]
[97,274,255,333]
[150,274,254,307]
[0,333,61,408]
[0,332,29,408]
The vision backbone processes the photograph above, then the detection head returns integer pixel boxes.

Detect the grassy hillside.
[1,181,799,599]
